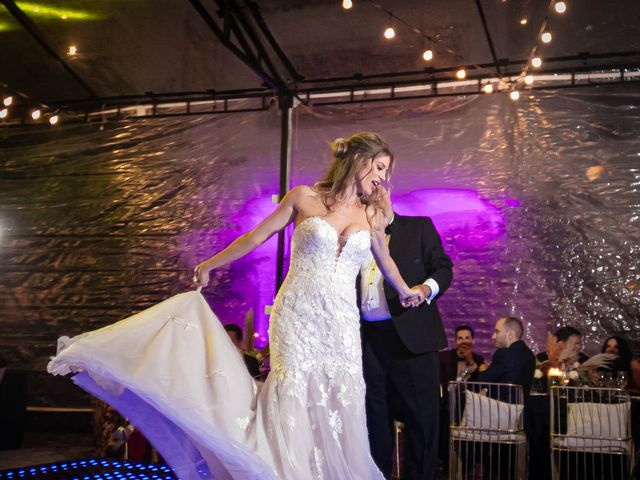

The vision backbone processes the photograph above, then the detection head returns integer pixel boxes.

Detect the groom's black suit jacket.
[382,214,453,354]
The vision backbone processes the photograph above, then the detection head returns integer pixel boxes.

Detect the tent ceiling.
[1,0,639,104]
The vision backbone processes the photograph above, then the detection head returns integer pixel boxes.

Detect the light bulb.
[554,1,567,14]
[531,57,542,68]
[67,45,77,56]
[384,27,395,39]
[519,18,528,25]
[510,91,520,101]
[3,96,12,106]
[342,0,353,10]
[483,83,493,94]
[0,108,7,119]
[541,32,552,43]
[31,109,41,120]
[456,68,466,79]
[49,115,59,125]
[524,75,534,85]
[422,49,433,61]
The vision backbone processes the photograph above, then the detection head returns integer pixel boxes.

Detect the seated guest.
[440,325,485,386]
[601,336,640,393]
[478,316,536,397]
[437,325,485,470]
[537,326,589,368]
[224,324,261,378]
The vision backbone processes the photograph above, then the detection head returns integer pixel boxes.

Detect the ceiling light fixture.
[554,2,567,14]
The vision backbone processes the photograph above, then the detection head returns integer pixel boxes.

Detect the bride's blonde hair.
[314,132,394,210]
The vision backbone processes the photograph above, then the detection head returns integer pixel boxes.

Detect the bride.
[49,132,422,479]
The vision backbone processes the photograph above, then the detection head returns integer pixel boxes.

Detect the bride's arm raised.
[194,186,304,286]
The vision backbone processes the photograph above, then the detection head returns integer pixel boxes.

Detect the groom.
[360,194,453,479]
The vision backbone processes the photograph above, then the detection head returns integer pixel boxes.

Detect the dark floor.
[0,432,94,470]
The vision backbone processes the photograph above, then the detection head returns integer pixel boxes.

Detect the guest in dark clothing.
[478,316,536,397]
[223,324,261,378]
[601,336,640,393]
[438,325,485,469]
[439,325,485,387]
[536,326,589,367]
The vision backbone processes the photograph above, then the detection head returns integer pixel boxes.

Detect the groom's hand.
[400,285,431,308]
[410,284,431,305]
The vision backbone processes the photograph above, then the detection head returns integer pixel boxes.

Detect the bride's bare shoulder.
[289,185,320,200]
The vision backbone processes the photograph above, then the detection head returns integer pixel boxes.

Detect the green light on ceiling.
[15,2,100,21]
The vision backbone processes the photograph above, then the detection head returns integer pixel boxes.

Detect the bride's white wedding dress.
[48,216,384,480]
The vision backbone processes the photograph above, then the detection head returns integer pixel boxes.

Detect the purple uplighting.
[393,188,506,252]
[183,188,506,346]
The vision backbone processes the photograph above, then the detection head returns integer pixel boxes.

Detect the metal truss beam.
[1,0,97,98]
[189,0,299,92]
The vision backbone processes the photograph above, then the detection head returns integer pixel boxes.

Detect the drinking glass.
[616,371,628,389]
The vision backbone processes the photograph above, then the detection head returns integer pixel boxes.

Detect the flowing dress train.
[48,216,384,479]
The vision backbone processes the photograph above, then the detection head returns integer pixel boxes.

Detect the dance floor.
[0,459,180,480]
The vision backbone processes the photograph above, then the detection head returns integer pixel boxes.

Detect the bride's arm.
[194,186,304,286]
[366,205,416,303]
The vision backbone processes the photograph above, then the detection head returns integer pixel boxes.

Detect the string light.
[49,114,59,125]
[541,31,552,43]
[524,75,534,85]
[510,91,520,101]
[554,1,567,14]
[456,68,466,80]
[31,109,42,120]
[519,18,528,25]
[531,57,542,68]
[0,108,8,119]
[383,26,395,39]
[342,0,353,10]
[3,95,12,106]
[483,83,493,94]
[422,49,433,61]
[67,45,77,56]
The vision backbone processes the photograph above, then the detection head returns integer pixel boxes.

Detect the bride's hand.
[193,261,212,287]
[400,286,426,308]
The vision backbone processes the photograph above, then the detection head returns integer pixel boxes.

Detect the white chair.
[550,385,635,480]
[448,381,527,479]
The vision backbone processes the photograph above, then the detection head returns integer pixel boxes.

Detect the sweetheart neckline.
[296,215,370,241]
[295,216,370,261]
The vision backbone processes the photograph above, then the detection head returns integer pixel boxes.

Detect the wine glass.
[598,371,615,388]
[616,371,628,389]
[459,365,475,382]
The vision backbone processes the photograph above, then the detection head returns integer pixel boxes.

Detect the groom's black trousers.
[362,319,440,480]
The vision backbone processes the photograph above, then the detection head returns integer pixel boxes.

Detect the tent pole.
[275,92,293,291]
